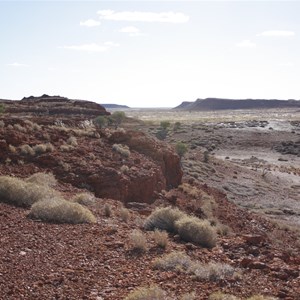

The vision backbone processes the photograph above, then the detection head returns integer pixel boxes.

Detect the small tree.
[94,115,108,129]
[173,121,181,131]
[175,142,188,159]
[0,104,5,114]
[111,111,126,128]
[160,121,170,130]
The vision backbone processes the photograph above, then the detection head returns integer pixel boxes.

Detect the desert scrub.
[190,262,235,281]
[67,136,78,146]
[120,165,130,174]
[104,203,112,217]
[25,172,57,187]
[153,229,168,248]
[20,144,35,156]
[129,229,147,252]
[60,144,74,152]
[13,123,27,133]
[8,144,16,153]
[112,143,130,158]
[29,197,96,224]
[209,292,240,300]
[0,120,5,128]
[153,251,192,272]
[144,206,185,232]
[180,292,196,300]
[120,207,130,222]
[175,216,217,248]
[125,285,167,300]
[0,175,58,207]
[154,252,236,282]
[72,193,95,207]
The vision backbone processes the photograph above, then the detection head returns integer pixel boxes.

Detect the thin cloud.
[59,43,108,52]
[119,26,143,36]
[80,19,101,27]
[97,10,189,23]
[104,41,120,47]
[236,40,256,48]
[278,62,294,67]
[7,62,29,67]
[257,30,295,37]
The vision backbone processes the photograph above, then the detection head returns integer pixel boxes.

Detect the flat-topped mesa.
[175,98,300,111]
[1,94,109,117]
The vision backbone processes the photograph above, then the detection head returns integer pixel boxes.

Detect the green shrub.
[111,111,126,127]
[144,206,185,232]
[29,197,96,224]
[0,176,58,207]
[0,104,5,114]
[175,142,188,158]
[125,285,166,300]
[175,216,217,248]
[160,121,170,130]
[94,115,108,128]
[72,193,95,207]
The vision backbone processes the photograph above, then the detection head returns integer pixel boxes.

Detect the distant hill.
[101,104,130,109]
[174,98,300,111]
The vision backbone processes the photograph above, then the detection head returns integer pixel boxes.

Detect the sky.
[0,0,300,107]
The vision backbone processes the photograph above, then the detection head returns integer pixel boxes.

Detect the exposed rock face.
[0,116,182,204]
[0,95,109,117]
[109,130,183,189]
[175,98,300,111]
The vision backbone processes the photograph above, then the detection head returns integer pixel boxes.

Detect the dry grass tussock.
[144,206,185,232]
[209,292,278,300]
[153,229,168,248]
[0,175,58,207]
[175,216,217,248]
[154,251,236,282]
[124,285,167,300]
[144,206,217,248]
[25,172,57,187]
[72,193,95,207]
[29,197,96,224]
[112,143,130,158]
[120,207,130,222]
[129,229,147,252]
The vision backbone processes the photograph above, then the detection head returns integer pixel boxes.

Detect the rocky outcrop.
[0,117,182,203]
[109,130,183,189]
[0,95,109,117]
[175,98,300,111]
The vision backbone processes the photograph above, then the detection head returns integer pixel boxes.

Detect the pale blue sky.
[1,1,299,107]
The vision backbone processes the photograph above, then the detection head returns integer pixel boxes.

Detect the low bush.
[0,175,58,207]
[120,207,130,222]
[175,216,217,248]
[209,292,240,300]
[104,203,112,217]
[190,262,235,281]
[25,172,57,187]
[72,193,95,207]
[125,285,166,300]
[14,123,27,133]
[20,144,35,156]
[29,197,96,224]
[144,206,185,232]
[112,143,130,158]
[153,229,168,248]
[153,251,192,272]
[33,144,47,155]
[67,136,78,146]
[129,229,147,252]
